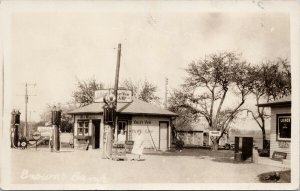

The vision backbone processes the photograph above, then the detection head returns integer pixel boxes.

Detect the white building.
[68,98,177,151]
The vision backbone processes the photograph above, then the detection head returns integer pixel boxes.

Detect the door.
[92,120,101,149]
[242,137,253,161]
[159,122,169,150]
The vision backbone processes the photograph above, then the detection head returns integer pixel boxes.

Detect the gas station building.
[68,98,177,151]
[258,95,291,160]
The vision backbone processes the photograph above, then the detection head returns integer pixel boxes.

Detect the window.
[277,114,291,141]
[117,121,127,139]
[77,120,89,136]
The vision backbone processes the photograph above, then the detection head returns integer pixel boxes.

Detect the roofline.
[119,112,178,117]
[257,101,291,107]
[68,111,178,117]
[67,112,103,115]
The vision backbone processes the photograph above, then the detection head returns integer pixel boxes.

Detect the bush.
[258,170,291,183]
[258,148,270,157]
[175,138,184,150]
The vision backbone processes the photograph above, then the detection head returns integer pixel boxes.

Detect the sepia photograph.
[0,0,299,190]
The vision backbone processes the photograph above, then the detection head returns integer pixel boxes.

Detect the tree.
[72,78,105,106]
[168,89,199,130]
[247,58,291,149]
[38,102,77,133]
[121,79,160,104]
[182,52,254,150]
[168,89,199,141]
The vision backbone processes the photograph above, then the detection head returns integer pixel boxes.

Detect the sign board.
[94,89,132,103]
[32,131,41,140]
[209,131,221,136]
[94,89,110,102]
[37,126,53,137]
[272,151,287,161]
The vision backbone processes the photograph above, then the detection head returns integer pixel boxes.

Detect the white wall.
[73,114,171,150]
[74,114,103,148]
[131,116,171,150]
[270,107,291,160]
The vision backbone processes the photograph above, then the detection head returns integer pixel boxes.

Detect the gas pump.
[51,107,61,152]
[102,93,116,159]
[11,109,21,148]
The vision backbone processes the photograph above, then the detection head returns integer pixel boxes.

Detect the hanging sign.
[209,131,221,136]
[116,90,133,103]
[94,89,132,103]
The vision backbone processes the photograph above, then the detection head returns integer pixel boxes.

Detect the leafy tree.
[121,79,160,104]
[38,102,77,133]
[247,58,291,149]
[182,52,254,150]
[72,78,105,106]
[168,89,199,131]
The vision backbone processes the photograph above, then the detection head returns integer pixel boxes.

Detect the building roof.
[257,95,291,107]
[68,99,177,116]
[67,102,127,114]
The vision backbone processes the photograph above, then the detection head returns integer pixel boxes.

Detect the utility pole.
[29,110,36,132]
[102,43,121,159]
[164,78,168,109]
[110,43,121,155]
[19,82,36,137]
[114,43,122,108]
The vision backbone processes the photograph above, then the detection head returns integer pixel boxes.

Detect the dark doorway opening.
[92,120,101,149]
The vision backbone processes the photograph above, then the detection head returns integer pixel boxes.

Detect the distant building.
[68,98,177,151]
[258,95,291,160]
[176,121,228,147]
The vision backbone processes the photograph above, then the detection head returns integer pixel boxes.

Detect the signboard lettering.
[278,141,290,148]
[133,120,151,125]
[277,115,291,140]
[94,89,132,103]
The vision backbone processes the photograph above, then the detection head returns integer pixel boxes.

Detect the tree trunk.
[262,127,267,149]
[211,138,219,151]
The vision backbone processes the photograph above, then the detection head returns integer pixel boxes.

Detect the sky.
[4,3,290,124]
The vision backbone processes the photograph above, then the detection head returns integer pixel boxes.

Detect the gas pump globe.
[103,93,116,124]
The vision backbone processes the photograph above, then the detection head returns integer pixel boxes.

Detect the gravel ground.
[9,148,285,184]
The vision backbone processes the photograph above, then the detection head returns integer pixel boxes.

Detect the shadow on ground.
[145,148,252,164]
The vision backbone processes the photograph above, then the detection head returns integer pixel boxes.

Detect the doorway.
[92,120,101,149]
[159,122,169,150]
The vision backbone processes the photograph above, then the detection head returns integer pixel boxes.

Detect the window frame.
[276,113,291,141]
[77,120,89,137]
